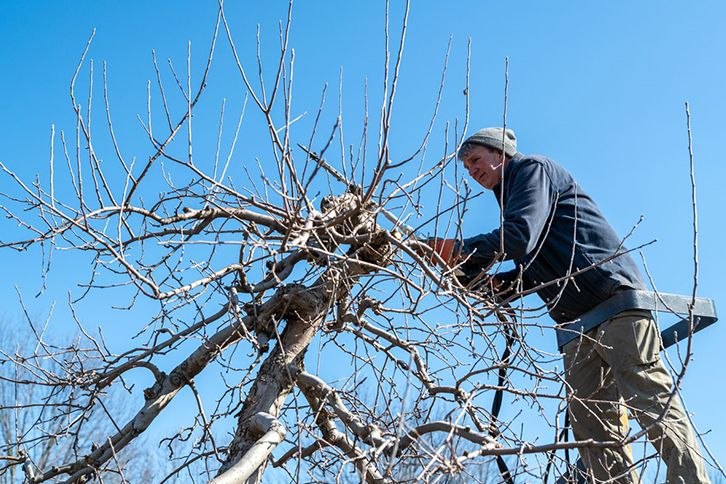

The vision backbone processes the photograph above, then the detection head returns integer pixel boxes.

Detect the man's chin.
[474,178,488,189]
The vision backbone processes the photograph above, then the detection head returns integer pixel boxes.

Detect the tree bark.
[219,260,371,482]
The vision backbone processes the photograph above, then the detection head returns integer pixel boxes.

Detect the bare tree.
[0,321,159,483]
[0,3,720,484]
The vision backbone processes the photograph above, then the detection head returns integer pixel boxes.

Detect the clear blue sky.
[1,0,724,476]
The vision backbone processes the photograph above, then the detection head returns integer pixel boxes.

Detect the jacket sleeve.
[460,160,556,274]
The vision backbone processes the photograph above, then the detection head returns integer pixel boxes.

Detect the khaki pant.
[563,310,711,484]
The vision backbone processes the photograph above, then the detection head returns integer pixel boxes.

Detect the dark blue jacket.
[460,153,646,324]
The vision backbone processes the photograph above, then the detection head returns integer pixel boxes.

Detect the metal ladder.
[552,290,718,484]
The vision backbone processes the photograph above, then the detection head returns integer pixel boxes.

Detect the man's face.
[462,145,506,190]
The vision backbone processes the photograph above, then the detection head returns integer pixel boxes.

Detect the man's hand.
[459,271,502,294]
[489,276,502,292]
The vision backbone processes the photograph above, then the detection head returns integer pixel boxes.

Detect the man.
[429,127,710,483]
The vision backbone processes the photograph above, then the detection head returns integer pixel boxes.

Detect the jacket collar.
[492,152,522,196]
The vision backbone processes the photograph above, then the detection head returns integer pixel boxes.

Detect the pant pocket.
[598,313,660,369]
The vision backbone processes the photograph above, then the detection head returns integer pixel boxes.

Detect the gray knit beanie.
[459,127,517,159]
